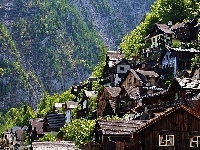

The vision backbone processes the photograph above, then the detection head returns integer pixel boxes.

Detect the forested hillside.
[0,0,154,110]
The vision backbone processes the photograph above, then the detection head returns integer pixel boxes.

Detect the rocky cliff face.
[0,0,154,110]
[71,0,154,49]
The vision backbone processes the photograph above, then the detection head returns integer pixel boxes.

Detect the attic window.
[120,67,124,71]
[159,135,174,146]
[190,136,200,147]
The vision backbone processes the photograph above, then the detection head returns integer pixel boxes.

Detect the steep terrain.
[0,0,154,110]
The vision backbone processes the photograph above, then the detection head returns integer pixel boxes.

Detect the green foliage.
[171,40,181,48]
[39,134,56,142]
[87,96,97,119]
[0,104,35,135]
[37,88,75,117]
[60,119,96,146]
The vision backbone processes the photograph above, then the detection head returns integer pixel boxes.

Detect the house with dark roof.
[93,105,200,150]
[144,23,174,48]
[160,46,200,78]
[101,51,131,86]
[62,101,78,123]
[171,19,198,44]
[97,87,121,117]
[168,78,200,106]
[120,69,159,87]
[43,112,66,132]
[77,90,98,118]
[27,118,45,142]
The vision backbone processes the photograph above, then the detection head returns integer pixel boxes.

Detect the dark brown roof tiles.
[105,87,121,97]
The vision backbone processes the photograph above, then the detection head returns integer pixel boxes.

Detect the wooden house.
[27,118,45,143]
[168,78,200,104]
[101,51,131,86]
[160,46,200,78]
[94,105,200,150]
[97,87,121,117]
[120,69,159,87]
[144,23,174,48]
[171,19,198,44]
[62,101,78,123]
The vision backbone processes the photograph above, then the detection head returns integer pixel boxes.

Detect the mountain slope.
[0,0,154,110]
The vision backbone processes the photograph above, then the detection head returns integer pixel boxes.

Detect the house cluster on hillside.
[81,19,200,150]
[0,101,79,150]
[0,19,200,150]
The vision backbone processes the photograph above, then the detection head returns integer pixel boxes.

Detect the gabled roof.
[46,113,66,129]
[107,51,125,60]
[171,19,197,30]
[136,69,159,78]
[97,120,147,135]
[129,69,147,83]
[84,90,98,98]
[31,118,44,135]
[105,87,121,97]
[65,101,78,109]
[135,105,200,133]
[145,23,174,39]
[173,78,200,90]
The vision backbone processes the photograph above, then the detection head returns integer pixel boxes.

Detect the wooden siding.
[139,109,200,150]
[121,73,142,87]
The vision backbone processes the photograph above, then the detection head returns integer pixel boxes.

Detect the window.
[190,136,200,147]
[120,67,124,71]
[153,38,155,42]
[159,135,174,146]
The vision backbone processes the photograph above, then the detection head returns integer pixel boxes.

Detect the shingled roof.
[45,113,66,130]
[105,87,121,97]
[31,118,44,135]
[124,86,166,99]
[175,78,200,89]
[136,70,159,78]
[97,120,147,135]
[107,51,125,60]
[135,105,200,133]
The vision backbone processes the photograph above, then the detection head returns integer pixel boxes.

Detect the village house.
[167,78,200,106]
[78,90,97,118]
[97,86,121,118]
[92,105,200,150]
[119,69,159,87]
[171,19,198,45]
[62,101,78,123]
[160,46,200,78]
[101,51,131,86]
[43,112,65,133]
[27,118,45,142]
[144,22,174,48]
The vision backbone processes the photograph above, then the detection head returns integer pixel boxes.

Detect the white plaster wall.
[117,65,130,73]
